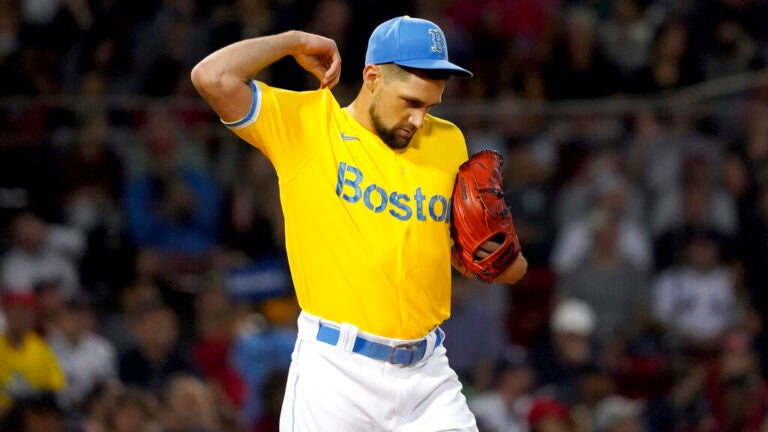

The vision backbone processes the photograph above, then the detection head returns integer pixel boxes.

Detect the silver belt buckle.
[388,341,421,364]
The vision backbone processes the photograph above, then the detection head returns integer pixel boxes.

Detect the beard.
[369,103,413,150]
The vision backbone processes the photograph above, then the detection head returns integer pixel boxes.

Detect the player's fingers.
[474,240,501,259]
[321,52,342,89]
[307,64,329,86]
[481,240,501,252]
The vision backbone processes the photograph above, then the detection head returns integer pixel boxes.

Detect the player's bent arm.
[190,30,341,122]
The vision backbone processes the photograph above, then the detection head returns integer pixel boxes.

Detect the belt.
[316,324,443,366]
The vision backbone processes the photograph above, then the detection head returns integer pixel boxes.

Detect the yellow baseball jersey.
[0,332,66,409]
[226,81,467,339]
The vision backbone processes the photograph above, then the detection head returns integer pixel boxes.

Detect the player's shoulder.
[424,114,465,140]
[419,114,468,166]
[425,113,460,130]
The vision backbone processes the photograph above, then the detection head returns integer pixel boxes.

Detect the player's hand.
[474,240,528,285]
[292,32,342,89]
[473,240,501,260]
[492,252,527,285]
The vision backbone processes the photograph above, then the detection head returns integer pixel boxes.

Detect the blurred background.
[1,0,768,431]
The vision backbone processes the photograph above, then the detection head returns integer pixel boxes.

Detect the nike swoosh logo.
[340,132,360,142]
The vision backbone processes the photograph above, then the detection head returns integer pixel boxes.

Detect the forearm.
[190,31,304,121]
[193,31,302,87]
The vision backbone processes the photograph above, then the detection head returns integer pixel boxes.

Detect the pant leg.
[395,345,478,432]
[280,337,393,432]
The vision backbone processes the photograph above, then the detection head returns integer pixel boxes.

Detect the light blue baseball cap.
[365,16,473,78]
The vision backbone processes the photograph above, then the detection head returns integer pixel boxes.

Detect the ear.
[362,64,381,92]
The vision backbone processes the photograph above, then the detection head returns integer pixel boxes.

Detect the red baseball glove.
[451,150,521,282]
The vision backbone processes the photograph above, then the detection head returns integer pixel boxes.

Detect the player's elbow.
[190,61,238,100]
[191,62,220,96]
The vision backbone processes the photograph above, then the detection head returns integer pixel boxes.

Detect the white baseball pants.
[280,312,478,431]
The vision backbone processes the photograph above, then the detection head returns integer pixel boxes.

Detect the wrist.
[492,252,528,285]
[282,30,307,57]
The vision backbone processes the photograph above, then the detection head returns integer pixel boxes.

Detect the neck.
[346,94,374,134]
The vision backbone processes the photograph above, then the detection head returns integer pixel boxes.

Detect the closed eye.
[404,98,424,108]
[403,98,440,111]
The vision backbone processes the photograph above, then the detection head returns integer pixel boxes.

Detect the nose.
[409,109,427,129]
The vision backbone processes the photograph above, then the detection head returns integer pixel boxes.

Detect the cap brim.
[394,59,473,78]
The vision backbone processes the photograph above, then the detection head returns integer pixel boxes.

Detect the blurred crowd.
[1,0,768,431]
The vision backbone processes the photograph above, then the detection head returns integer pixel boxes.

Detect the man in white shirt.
[47,296,117,409]
[1,212,84,299]
[652,229,736,347]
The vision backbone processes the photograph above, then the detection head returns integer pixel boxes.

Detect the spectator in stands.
[124,108,221,264]
[701,18,765,81]
[220,149,283,260]
[191,282,245,410]
[0,292,66,415]
[251,369,288,432]
[129,248,197,335]
[58,110,124,234]
[593,395,645,432]
[530,298,598,404]
[701,326,768,432]
[652,229,738,351]
[625,110,680,212]
[740,101,768,185]
[32,279,68,336]
[99,277,163,355]
[0,392,66,432]
[557,207,650,346]
[740,181,768,377]
[469,347,535,432]
[46,295,117,411]
[76,380,122,432]
[653,179,736,270]
[721,149,756,225]
[599,0,653,82]
[527,397,574,432]
[161,374,227,432]
[118,302,198,395]
[551,165,652,276]
[57,110,135,295]
[102,387,161,432]
[0,212,84,299]
[652,147,737,239]
[232,294,297,429]
[627,19,703,95]
[569,368,617,432]
[441,273,508,392]
[0,5,28,95]
[503,143,557,267]
[541,6,622,100]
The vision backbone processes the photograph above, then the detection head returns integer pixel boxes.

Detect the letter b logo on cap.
[428,28,444,54]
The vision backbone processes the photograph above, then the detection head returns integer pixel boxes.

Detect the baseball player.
[192,16,527,431]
